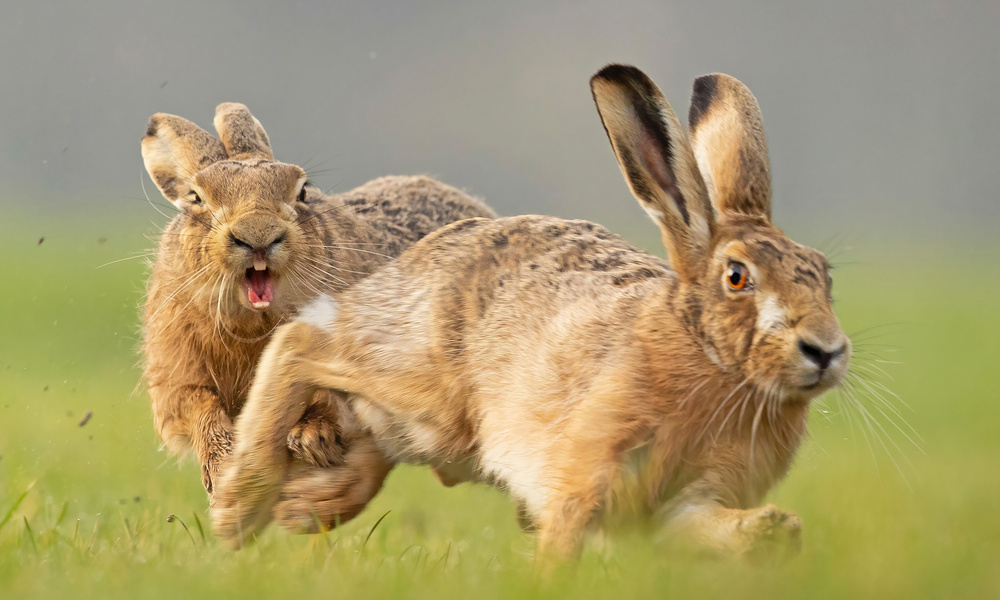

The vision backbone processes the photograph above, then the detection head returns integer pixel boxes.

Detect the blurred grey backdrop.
[2,0,998,240]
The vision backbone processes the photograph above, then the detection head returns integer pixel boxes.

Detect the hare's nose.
[797,338,846,370]
[229,230,286,271]
[228,231,286,254]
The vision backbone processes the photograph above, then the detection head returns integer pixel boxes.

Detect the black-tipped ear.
[141,113,227,205]
[688,73,771,221]
[591,64,714,282]
[214,103,273,161]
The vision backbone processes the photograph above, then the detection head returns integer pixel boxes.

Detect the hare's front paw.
[736,504,802,560]
[202,439,234,503]
[203,458,227,507]
[287,415,345,468]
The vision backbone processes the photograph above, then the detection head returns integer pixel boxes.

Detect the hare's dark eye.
[297,181,312,203]
[190,193,202,205]
[726,263,751,291]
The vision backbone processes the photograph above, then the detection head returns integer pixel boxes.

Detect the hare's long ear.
[591,64,714,283]
[688,74,771,221]
[214,103,273,161]
[141,114,227,206]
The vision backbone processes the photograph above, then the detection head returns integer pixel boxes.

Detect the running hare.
[214,66,848,559]
[141,102,494,506]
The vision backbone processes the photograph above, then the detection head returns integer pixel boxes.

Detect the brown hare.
[213,65,849,560]
[141,102,495,508]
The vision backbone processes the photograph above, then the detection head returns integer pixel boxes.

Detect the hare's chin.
[242,267,275,311]
[791,371,844,401]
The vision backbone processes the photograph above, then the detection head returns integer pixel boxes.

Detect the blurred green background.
[2,1,999,598]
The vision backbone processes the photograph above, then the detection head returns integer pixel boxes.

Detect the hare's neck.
[633,285,809,509]
[307,195,392,286]
[634,283,725,390]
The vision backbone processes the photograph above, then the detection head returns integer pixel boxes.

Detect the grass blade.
[361,510,391,554]
[24,516,38,551]
[0,483,34,535]
[191,512,206,544]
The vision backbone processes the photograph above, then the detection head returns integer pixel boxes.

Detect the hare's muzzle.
[244,265,274,310]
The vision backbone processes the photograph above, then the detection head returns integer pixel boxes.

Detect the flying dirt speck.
[78,411,93,427]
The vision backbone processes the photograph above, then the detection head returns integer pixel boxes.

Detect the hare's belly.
[473,405,560,518]
[477,439,549,517]
[351,392,549,511]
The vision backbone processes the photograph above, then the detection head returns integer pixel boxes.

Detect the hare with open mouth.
[141,102,494,513]
[214,65,849,560]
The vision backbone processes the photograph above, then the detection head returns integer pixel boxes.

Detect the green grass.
[1,215,998,599]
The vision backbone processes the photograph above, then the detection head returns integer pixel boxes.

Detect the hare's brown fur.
[215,67,848,559]
[141,103,494,500]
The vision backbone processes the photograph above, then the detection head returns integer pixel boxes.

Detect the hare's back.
[338,214,672,363]
[333,175,495,258]
[396,214,671,292]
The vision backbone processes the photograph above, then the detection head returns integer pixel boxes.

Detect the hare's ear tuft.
[591,64,714,283]
[214,103,273,161]
[688,74,771,221]
[141,113,227,206]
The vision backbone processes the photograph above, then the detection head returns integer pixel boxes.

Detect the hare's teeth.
[253,257,267,271]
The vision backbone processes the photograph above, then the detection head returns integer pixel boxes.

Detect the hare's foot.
[287,411,345,468]
[734,504,802,560]
[274,436,392,534]
[664,501,802,560]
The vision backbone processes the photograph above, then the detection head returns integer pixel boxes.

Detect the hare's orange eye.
[726,263,750,290]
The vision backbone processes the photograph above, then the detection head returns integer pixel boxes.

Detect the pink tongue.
[248,270,274,304]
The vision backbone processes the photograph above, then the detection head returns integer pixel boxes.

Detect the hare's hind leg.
[212,321,348,548]
[274,426,393,534]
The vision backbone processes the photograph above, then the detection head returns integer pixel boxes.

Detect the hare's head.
[142,103,326,317]
[592,65,849,402]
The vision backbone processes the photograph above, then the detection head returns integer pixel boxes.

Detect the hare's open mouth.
[243,267,274,310]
